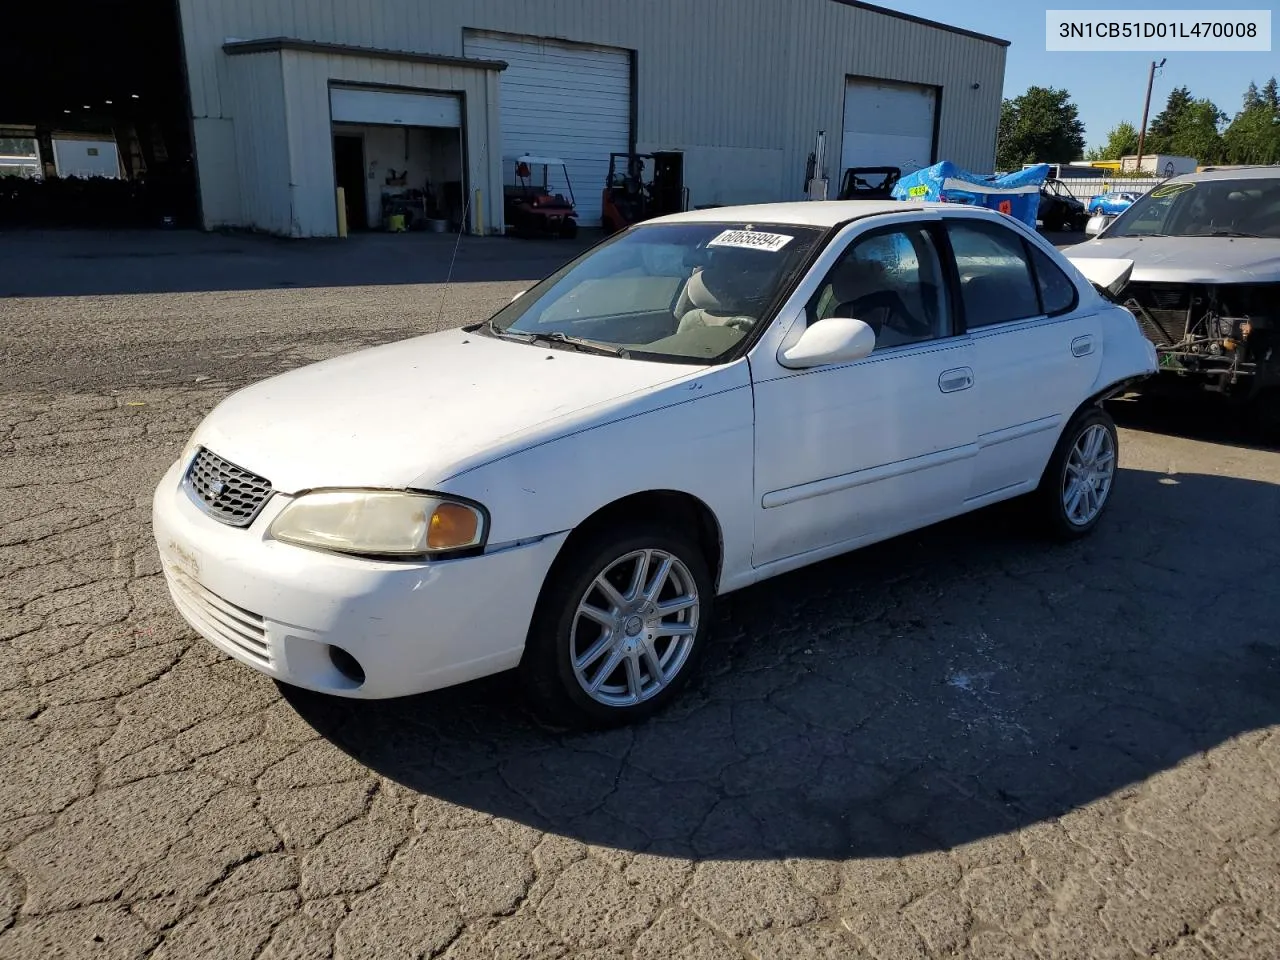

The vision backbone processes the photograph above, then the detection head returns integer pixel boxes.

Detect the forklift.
[600,152,687,233]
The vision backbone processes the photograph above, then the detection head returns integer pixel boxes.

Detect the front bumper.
[151,457,568,699]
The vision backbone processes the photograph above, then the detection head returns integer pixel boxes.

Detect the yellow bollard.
[474,189,484,236]
[336,187,348,238]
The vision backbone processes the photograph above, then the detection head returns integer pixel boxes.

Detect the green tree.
[1142,86,1227,164]
[1262,77,1280,112]
[1168,99,1227,163]
[1086,122,1139,161]
[996,86,1087,169]
[1144,86,1194,154]
[1224,76,1280,165]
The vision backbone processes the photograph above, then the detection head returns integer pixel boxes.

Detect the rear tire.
[520,522,714,729]
[1034,405,1119,540]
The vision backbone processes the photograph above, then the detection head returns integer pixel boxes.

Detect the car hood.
[1064,236,1280,283]
[190,328,708,493]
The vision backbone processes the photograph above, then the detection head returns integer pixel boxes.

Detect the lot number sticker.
[707,230,794,252]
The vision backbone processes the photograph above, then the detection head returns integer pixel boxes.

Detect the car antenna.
[436,189,473,330]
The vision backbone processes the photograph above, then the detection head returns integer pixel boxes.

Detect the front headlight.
[268,490,487,559]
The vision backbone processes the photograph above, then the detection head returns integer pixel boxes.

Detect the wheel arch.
[543,489,724,592]
[1084,373,1149,409]
[1044,373,1136,453]
[1039,380,1132,487]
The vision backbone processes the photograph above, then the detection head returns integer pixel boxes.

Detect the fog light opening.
[328,645,366,686]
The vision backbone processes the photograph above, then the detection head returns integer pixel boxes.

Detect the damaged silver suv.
[1066,166,1279,432]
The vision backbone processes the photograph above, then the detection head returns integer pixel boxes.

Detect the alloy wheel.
[1062,423,1116,526]
[568,548,700,707]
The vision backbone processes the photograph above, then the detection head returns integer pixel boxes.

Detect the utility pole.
[1134,57,1166,172]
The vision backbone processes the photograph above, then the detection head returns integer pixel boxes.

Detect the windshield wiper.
[487,321,535,343]
[487,322,629,357]
[530,331,630,358]
[1203,230,1264,239]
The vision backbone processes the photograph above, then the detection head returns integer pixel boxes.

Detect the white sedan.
[152,201,1157,727]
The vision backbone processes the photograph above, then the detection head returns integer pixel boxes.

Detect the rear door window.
[945,220,1042,327]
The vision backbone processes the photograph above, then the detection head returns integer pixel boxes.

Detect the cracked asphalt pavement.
[1,229,1278,959]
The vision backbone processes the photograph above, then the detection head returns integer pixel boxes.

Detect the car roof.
[643,200,1006,229]
[1166,165,1280,183]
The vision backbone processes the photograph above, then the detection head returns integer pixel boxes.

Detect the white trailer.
[1119,154,1197,177]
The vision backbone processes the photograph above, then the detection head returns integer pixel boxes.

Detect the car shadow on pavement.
[283,467,1280,861]
[1109,392,1280,453]
[0,229,597,298]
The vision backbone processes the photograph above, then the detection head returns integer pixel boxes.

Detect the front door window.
[806,223,952,350]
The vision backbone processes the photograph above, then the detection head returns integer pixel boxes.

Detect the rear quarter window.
[1029,245,1078,316]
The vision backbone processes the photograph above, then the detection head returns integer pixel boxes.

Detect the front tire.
[1034,405,1119,540]
[520,523,714,728]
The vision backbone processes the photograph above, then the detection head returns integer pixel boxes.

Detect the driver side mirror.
[779,316,876,368]
[1084,214,1107,237]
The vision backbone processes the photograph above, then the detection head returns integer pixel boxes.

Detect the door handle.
[1071,335,1095,357]
[938,367,973,393]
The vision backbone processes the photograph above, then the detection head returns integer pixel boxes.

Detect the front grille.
[165,566,272,667]
[184,448,273,527]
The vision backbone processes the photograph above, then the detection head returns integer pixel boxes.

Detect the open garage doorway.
[0,0,197,228]
[329,86,466,233]
[333,135,368,231]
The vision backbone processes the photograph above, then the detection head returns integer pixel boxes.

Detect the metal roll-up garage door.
[329,86,461,128]
[841,78,938,176]
[464,31,630,224]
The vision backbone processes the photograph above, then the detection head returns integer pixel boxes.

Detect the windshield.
[1104,177,1280,239]
[485,221,824,363]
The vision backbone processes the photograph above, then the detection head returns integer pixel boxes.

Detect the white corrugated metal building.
[177,0,1008,237]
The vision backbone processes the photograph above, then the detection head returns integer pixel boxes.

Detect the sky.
[884,0,1278,149]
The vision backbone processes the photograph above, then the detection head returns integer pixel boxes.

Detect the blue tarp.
[890,162,1051,228]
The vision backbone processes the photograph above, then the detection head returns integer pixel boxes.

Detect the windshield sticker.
[1151,182,1195,199]
[707,229,795,252]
